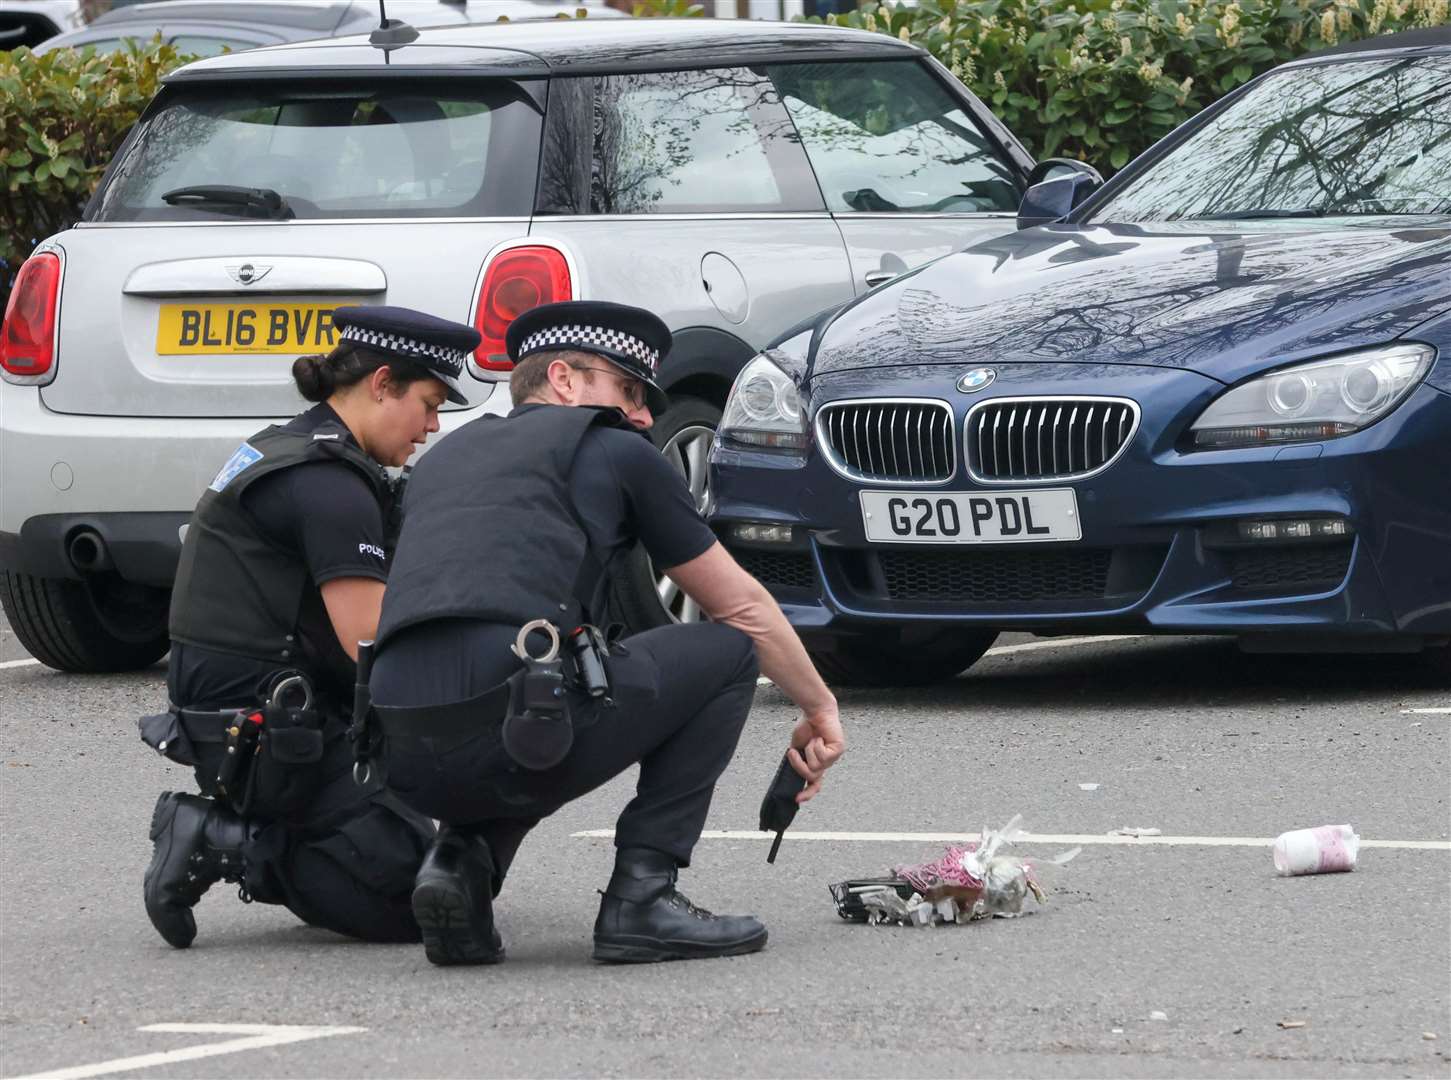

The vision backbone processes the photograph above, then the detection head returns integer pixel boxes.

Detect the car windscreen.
[87,80,543,221]
[769,60,1021,214]
[1092,55,1451,222]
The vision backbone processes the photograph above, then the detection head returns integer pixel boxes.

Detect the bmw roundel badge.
[956,368,996,393]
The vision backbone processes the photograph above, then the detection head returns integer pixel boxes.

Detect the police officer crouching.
[140,306,479,948]
[368,301,846,966]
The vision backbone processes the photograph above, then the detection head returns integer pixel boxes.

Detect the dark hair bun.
[291,353,336,402]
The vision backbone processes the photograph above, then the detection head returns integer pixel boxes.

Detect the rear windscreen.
[88,80,543,221]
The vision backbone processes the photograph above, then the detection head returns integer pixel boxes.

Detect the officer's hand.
[788,710,845,804]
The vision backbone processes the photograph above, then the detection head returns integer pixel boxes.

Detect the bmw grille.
[966,397,1139,483]
[815,399,954,483]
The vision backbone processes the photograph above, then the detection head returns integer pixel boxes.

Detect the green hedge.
[807,0,1448,172]
[1,41,193,304]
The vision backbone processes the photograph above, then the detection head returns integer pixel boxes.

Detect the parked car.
[28,0,626,57]
[709,29,1451,686]
[0,15,1066,672]
[1,1,84,51]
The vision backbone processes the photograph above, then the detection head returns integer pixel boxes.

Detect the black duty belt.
[374,681,511,740]
[175,707,247,743]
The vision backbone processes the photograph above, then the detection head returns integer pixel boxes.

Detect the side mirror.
[1017,159,1104,229]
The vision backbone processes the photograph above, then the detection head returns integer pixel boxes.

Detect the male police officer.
[369,300,845,966]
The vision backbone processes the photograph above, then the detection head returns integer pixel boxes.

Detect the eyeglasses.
[574,366,648,411]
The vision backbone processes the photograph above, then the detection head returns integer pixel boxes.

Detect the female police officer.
[368,301,845,966]
[141,306,479,949]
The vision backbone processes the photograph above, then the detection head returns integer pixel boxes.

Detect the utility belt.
[139,672,327,817]
[350,619,615,782]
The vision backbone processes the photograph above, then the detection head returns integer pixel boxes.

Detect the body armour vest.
[169,420,392,668]
[375,405,626,649]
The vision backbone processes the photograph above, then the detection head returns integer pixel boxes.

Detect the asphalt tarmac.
[2,616,1448,1079]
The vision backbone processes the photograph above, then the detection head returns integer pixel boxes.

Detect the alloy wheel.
[653,423,716,623]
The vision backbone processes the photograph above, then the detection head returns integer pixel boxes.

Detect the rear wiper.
[161,185,293,220]
[1192,208,1325,220]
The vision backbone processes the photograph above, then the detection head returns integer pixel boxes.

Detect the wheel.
[609,396,722,631]
[808,627,999,687]
[0,570,170,672]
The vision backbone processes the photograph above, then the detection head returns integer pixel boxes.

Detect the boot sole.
[412,879,504,967]
[592,926,768,964]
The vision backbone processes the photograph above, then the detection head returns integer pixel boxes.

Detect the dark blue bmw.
[708,30,1451,686]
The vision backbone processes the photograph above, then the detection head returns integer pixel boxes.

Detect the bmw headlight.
[1189,343,1435,449]
[720,344,809,451]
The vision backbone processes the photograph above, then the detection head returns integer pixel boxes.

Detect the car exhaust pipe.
[68,529,113,575]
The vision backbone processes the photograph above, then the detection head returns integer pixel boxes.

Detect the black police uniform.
[140,306,476,950]
[370,302,765,966]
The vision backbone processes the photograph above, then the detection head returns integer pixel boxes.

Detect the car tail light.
[473,245,572,371]
[1,252,61,379]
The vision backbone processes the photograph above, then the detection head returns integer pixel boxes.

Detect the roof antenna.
[370,0,419,52]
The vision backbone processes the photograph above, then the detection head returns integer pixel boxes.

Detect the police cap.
[331,305,479,406]
[506,300,671,414]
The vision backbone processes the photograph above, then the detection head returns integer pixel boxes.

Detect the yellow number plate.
[156,302,343,355]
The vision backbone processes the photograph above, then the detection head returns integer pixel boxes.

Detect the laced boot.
[592,846,767,963]
[411,826,504,966]
[143,792,248,949]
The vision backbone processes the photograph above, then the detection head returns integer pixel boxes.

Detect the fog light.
[1237,517,1352,542]
[730,523,794,546]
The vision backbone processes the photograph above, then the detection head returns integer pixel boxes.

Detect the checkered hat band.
[518,324,659,374]
[339,325,467,376]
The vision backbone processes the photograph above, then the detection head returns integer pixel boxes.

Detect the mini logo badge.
[226,263,272,286]
[956,368,996,393]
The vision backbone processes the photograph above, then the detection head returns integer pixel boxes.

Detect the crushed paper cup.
[1273,824,1359,876]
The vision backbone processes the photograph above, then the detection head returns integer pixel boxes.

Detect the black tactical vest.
[375,405,625,649]
[169,419,392,669]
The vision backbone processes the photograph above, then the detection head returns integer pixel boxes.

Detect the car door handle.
[864,270,897,287]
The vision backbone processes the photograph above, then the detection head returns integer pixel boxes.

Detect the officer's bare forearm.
[664,543,836,719]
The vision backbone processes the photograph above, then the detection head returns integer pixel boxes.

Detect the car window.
[71,36,136,54]
[169,35,256,57]
[88,82,543,221]
[769,60,1020,214]
[589,67,823,214]
[1097,56,1451,222]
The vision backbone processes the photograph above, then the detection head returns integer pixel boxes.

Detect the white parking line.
[982,635,1143,657]
[1402,707,1451,714]
[572,829,1451,851]
[5,1023,365,1080]
[0,658,41,670]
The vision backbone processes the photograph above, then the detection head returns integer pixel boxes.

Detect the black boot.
[411,826,504,966]
[593,847,767,964]
[143,791,248,949]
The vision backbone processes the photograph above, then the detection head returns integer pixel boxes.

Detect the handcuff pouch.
[239,702,323,819]
[501,659,573,771]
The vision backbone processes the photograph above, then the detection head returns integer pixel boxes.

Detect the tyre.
[808,627,999,687]
[610,396,722,631]
[0,570,170,673]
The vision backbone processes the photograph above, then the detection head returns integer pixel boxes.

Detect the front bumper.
[710,363,1451,644]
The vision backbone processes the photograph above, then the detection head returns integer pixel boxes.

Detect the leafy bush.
[1,41,193,302]
[806,0,1449,173]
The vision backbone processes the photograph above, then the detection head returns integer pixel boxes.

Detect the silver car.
[0,15,1055,671]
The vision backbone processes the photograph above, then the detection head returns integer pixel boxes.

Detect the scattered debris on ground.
[828,815,1080,927]
[1273,823,1359,876]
